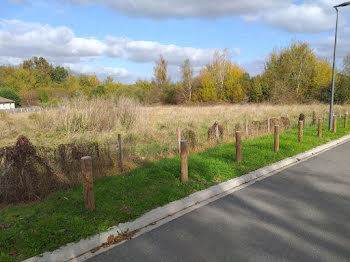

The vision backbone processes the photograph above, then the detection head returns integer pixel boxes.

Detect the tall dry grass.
[0,99,348,172]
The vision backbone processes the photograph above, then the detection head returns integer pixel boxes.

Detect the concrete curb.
[24,134,350,262]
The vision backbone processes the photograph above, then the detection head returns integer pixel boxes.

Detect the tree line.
[0,41,350,107]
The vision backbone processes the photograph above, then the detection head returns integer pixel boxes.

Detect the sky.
[0,0,350,83]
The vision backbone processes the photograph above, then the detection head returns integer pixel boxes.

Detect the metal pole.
[329,7,339,131]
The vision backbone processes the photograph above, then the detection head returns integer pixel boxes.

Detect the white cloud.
[0,19,242,82]
[0,56,23,66]
[240,56,267,77]
[0,19,239,67]
[0,19,107,62]
[63,63,135,83]
[261,3,334,33]
[105,36,238,66]
[313,27,350,60]
[55,0,348,34]
[64,0,289,18]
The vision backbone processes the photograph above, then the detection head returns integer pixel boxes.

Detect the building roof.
[0,96,15,103]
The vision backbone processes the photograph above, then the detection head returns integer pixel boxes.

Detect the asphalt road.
[88,141,350,262]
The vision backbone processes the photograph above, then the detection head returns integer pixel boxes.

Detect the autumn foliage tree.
[261,41,333,103]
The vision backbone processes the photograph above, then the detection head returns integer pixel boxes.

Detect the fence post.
[81,156,95,211]
[274,125,279,152]
[180,140,188,182]
[177,127,181,153]
[318,118,322,137]
[298,121,303,143]
[312,112,316,125]
[345,113,348,128]
[267,118,270,133]
[215,124,219,140]
[236,131,242,163]
[118,134,123,172]
[333,115,337,133]
[245,118,249,138]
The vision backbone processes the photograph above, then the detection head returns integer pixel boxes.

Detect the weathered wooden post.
[215,123,219,140]
[274,125,279,152]
[180,140,188,182]
[298,121,303,143]
[81,156,95,211]
[267,118,270,133]
[318,119,322,137]
[118,134,123,172]
[236,131,242,163]
[177,127,181,153]
[345,113,348,128]
[245,118,249,138]
[333,115,337,133]
[312,111,316,125]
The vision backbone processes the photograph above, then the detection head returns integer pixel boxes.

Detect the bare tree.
[181,59,194,101]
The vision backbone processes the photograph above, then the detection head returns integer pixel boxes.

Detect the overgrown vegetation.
[0,118,349,262]
[1,41,350,106]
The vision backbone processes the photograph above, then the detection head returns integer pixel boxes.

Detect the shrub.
[0,88,21,107]
[116,96,140,129]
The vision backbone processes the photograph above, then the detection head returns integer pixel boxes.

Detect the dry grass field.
[0,98,348,165]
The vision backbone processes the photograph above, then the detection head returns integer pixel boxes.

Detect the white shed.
[0,96,15,110]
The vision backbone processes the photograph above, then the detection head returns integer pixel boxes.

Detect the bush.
[0,88,21,107]
[116,96,140,129]
[40,89,49,103]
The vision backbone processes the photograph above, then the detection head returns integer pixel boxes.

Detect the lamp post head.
[334,1,350,8]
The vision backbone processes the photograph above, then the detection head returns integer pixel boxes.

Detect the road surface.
[88,141,350,262]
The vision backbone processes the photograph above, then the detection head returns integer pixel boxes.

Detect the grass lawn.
[0,119,349,262]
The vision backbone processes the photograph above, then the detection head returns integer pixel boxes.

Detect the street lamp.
[329,1,350,130]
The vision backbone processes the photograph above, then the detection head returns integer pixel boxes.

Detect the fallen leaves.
[95,229,139,252]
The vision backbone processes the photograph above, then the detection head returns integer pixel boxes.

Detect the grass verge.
[0,119,349,261]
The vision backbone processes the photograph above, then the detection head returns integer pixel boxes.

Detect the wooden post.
[333,115,337,133]
[180,140,188,182]
[215,124,219,140]
[274,125,279,152]
[267,118,270,133]
[81,156,95,211]
[312,111,316,125]
[318,119,322,137]
[178,128,181,151]
[245,118,248,138]
[118,134,123,172]
[298,121,303,143]
[236,131,242,163]
[345,113,348,128]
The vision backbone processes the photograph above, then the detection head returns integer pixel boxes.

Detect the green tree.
[263,41,320,103]
[0,88,21,106]
[53,66,69,82]
[249,76,264,102]
[40,89,49,103]
[91,85,106,97]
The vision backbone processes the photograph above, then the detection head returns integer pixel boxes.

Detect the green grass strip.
[0,119,349,262]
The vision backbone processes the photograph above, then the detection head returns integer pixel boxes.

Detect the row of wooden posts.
[80,113,349,211]
[180,113,349,181]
